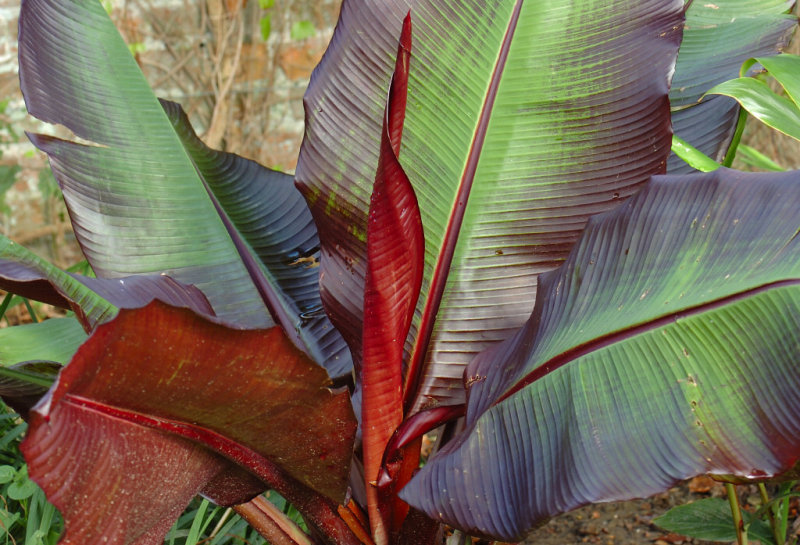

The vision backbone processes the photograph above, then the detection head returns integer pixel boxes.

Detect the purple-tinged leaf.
[402,168,800,540]
[18,0,346,365]
[0,240,214,330]
[23,301,358,545]
[297,0,685,415]
[160,100,352,378]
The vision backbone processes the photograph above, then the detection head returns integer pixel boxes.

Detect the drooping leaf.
[708,54,800,142]
[23,301,357,545]
[18,0,349,376]
[0,238,214,330]
[297,0,685,414]
[667,0,796,173]
[160,99,352,378]
[359,14,424,543]
[402,168,800,541]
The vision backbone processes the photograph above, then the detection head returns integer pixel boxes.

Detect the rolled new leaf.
[402,168,800,541]
[23,301,357,545]
[360,14,424,544]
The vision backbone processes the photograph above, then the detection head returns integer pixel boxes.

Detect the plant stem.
[23,298,39,323]
[758,483,785,545]
[726,483,747,545]
[722,107,748,167]
[0,292,13,321]
[235,495,313,545]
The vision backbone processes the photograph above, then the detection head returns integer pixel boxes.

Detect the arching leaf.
[402,168,800,541]
[17,0,351,378]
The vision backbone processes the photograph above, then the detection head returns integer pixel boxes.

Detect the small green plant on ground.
[1,1,800,545]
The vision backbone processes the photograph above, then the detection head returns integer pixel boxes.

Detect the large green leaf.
[18,0,267,324]
[401,168,800,541]
[18,0,351,378]
[297,0,685,413]
[667,0,796,173]
[159,100,352,377]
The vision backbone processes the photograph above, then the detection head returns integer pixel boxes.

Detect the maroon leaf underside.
[23,302,356,544]
[24,403,231,545]
[360,14,425,543]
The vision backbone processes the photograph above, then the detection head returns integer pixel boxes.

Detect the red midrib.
[403,0,525,412]
[494,278,800,406]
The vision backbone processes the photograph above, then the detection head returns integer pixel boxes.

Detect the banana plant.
[1,0,799,544]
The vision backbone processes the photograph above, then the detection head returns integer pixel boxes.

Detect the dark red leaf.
[23,302,357,545]
[360,14,424,543]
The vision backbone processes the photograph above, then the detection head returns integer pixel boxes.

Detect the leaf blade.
[297,0,686,414]
[402,169,800,540]
[23,302,358,544]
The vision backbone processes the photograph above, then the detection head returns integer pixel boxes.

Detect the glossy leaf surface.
[402,169,800,540]
[667,0,796,172]
[23,302,357,545]
[18,0,266,324]
[297,0,684,413]
[160,100,352,377]
[18,0,350,377]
